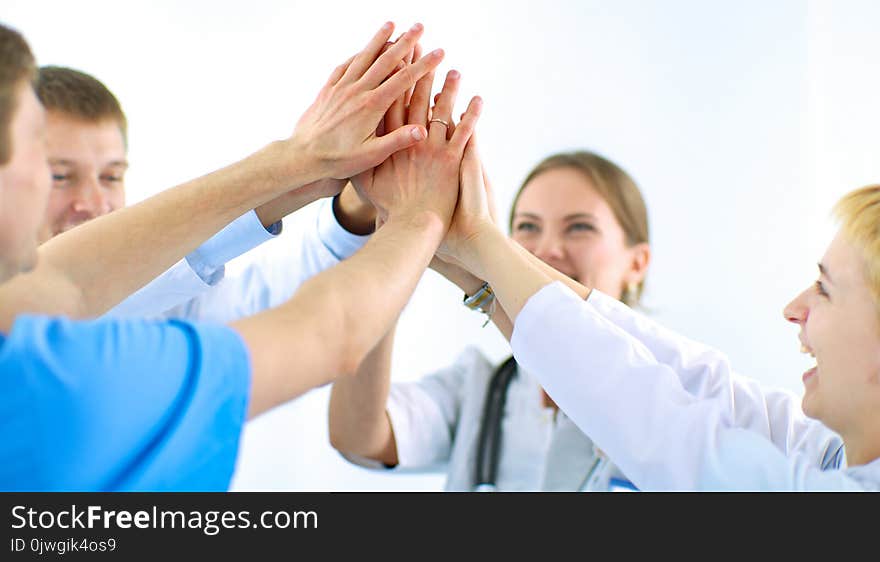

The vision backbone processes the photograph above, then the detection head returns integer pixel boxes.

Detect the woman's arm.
[328,327,400,464]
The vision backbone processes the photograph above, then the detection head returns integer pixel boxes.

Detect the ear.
[624,242,651,286]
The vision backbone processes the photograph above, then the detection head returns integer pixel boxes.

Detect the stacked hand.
[255,22,445,227]
[351,48,483,230]
[288,22,445,183]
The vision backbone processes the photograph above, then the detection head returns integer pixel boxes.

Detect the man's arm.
[233,69,484,418]
[0,22,441,331]
[236,212,444,417]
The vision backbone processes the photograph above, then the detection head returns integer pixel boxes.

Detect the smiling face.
[39,110,127,241]
[784,232,880,439]
[510,166,649,300]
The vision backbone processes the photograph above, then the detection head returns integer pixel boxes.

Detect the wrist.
[333,186,377,235]
[433,260,484,295]
[458,223,509,281]
[258,138,324,194]
[384,210,446,244]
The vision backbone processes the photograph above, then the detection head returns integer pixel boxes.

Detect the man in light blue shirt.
[0,21,482,491]
[35,65,376,321]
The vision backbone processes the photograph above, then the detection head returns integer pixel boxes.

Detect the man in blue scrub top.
[0,21,482,490]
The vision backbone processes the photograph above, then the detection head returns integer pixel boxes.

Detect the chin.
[800,394,820,421]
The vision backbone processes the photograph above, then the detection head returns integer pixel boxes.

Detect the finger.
[474,135,499,224]
[405,43,422,107]
[428,70,461,143]
[435,103,458,138]
[359,23,425,90]
[325,54,357,87]
[406,68,435,126]
[386,77,406,131]
[377,48,444,120]
[460,134,487,213]
[362,124,427,167]
[339,22,396,84]
[450,96,483,152]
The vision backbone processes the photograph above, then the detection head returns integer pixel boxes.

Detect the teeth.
[800,344,816,358]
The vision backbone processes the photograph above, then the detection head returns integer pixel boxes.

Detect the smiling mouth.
[802,365,818,384]
[800,343,818,384]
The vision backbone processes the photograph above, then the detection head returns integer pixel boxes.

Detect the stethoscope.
[472,357,633,492]
[473,356,518,492]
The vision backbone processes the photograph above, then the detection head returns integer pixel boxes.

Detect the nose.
[71,177,111,217]
[783,286,811,326]
[533,233,565,263]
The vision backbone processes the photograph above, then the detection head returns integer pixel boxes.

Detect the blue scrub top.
[0,315,251,491]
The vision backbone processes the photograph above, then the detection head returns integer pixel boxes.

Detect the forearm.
[233,211,445,418]
[3,142,314,322]
[432,258,514,339]
[328,327,399,464]
[255,179,348,228]
[459,227,557,322]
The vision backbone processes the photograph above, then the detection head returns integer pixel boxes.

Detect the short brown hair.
[510,151,650,305]
[0,23,37,165]
[36,65,127,146]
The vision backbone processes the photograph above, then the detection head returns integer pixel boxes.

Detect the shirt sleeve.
[0,315,251,491]
[510,282,847,490]
[342,348,489,472]
[585,290,841,460]
[316,196,371,261]
[105,210,279,318]
[160,199,371,323]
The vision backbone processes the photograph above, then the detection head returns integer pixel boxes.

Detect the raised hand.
[288,22,444,183]
[436,132,499,266]
[354,65,483,229]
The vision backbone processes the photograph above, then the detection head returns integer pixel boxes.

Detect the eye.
[514,221,539,233]
[101,175,123,184]
[567,222,596,234]
[51,173,69,183]
[815,280,829,298]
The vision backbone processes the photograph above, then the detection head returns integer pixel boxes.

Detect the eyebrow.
[513,212,599,222]
[818,262,833,284]
[563,213,598,222]
[48,158,129,169]
[513,212,542,221]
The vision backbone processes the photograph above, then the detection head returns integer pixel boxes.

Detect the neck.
[842,422,880,467]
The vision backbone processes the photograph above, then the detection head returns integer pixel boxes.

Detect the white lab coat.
[345,347,634,491]
[107,199,368,322]
[511,282,880,490]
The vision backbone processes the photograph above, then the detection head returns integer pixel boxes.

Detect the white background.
[4,0,880,490]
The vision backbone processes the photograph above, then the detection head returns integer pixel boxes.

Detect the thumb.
[460,135,488,215]
[365,125,426,164]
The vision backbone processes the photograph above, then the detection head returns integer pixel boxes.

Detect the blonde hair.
[834,184,880,306]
